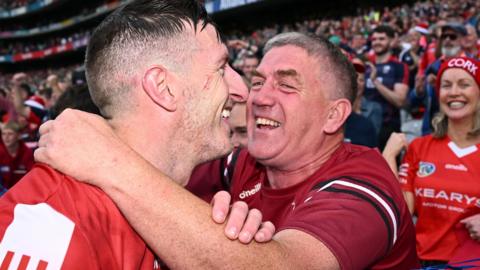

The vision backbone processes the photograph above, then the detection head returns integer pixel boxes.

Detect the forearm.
[382,152,398,177]
[403,191,415,215]
[374,81,405,108]
[11,85,28,117]
[100,156,294,269]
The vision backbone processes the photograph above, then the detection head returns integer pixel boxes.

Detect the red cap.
[436,57,480,98]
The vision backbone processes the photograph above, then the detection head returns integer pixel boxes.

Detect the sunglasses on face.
[441,33,458,41]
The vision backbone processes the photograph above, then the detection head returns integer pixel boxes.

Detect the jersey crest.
[417,161,435,177]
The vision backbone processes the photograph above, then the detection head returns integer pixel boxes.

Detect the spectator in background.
[462,24,479,59]
[228,102,248,149]
[345,57,377,148]
[400,28,423,90]
[383,57,480,266]
[10,73,47,142]
[0,121,34,189]
[364,25,409,149]
[240,54,259,83]
[49,85,100,119]
[410,22,469,135]
[350,33,369,56]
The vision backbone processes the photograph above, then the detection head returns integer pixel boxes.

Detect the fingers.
[39,120,53,136]
[224,201,249,240]
[254,221,275,243]
[211,191,231,224]
[237,208,262,244]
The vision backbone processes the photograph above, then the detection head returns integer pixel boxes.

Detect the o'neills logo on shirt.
[445,163,468,172]
[447,58,478,76]
[239,183,261,199]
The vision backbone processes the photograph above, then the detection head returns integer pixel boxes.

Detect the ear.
[142,66,177,112]
[323,99,352,134]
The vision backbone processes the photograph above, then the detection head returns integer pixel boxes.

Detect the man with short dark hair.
[241,54,259,82]
[37,32,418,269]
[0,1,255,269]
[364,25,409,149]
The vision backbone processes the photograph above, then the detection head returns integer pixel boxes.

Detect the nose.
[449,84,462,96]
[225,64,248,103]
[250,79,275,107]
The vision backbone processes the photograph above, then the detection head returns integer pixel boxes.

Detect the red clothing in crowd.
[0,141,34,189]
[399,135,480,261]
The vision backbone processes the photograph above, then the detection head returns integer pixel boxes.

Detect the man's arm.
[35,109,339,269]
[101,159,338,269]
[10,73,30,118]
[373,80,408,108]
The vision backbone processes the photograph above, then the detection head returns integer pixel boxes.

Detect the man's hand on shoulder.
[211,191,275,244]
[35,109,135,188]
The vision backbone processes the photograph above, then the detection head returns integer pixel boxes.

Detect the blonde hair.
[432,103,480,138]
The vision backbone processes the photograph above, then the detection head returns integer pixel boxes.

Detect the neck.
[376,51,391,64]
[448,117,480,147]
[6,143,18,157]
[110,116,196,187]
[266,137,343,189]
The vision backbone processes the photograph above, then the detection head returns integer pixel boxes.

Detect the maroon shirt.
[230,143,418,269]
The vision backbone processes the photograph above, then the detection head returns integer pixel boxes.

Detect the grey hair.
[263,32,357,103]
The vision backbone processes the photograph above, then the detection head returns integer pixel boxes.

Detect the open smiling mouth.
[255,117,281,129]
[447,101,466,109]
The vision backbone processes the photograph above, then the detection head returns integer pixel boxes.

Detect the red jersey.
[0,164,158,269]
[0,141,34,189]
[399,135,480,261]
[230,143,418,269]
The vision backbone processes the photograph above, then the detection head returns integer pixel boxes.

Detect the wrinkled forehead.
[258,45,314,74]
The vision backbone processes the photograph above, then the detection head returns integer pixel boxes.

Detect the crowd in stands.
[0,30,91,55]
[0,0,38,11]
[0,0,479,265]
[0,0,127,32]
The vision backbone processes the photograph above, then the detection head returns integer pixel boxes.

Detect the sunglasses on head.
[441,33,458,40]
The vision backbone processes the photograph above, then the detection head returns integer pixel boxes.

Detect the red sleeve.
[398,139,420,193]
[280,179,398,270]
[400,63,409,85]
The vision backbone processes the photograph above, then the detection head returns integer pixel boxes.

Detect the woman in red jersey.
[383,56,480,266]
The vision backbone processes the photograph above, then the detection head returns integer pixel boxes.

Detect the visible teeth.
[448,101,465,109]
[255,117,280,127]
[222,109,231,118]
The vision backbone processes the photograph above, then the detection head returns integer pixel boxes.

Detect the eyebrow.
[275,69,303,85]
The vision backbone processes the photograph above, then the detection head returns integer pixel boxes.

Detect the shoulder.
[408,134,443,152]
